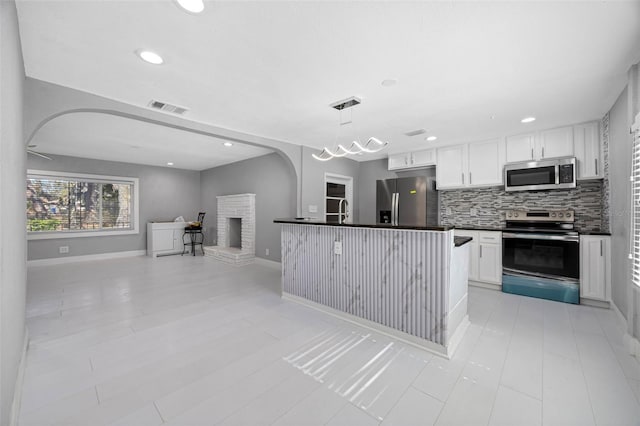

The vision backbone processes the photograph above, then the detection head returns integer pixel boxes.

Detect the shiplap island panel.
[276,220,470,357]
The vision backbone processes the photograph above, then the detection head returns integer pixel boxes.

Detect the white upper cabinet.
[574,121,601,180]
[506,133,535,163]
[437,139,504,189]
[538,126,574,159]
[436,145,467,188]
[506,126,574,163]
[388,148,435,170]
[468,138,504,186]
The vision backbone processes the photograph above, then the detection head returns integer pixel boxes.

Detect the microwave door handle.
[555,164,560,184]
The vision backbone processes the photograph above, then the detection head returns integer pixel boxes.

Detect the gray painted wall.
[608,86,632,319]
[200,153,296,262]
[27,155,201,260]
[0,1,27,424]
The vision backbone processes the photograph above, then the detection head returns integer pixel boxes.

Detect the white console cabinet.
[454,230,502,290]
[147,222,189,257]
[580,235,611,304]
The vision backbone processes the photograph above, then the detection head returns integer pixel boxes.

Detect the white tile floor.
[19,255,640,426]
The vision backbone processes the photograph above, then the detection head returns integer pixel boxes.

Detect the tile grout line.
[486,297,521,425]
[153,401,166,424]
[573,311,599,426]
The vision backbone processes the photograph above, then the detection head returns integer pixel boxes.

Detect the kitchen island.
[274,219,471,358]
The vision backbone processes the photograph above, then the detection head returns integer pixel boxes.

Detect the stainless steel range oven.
[502,209,580,304]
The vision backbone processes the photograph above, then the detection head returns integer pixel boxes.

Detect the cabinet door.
[174,229,186,252]
[468,139,504,186]
[454,230,478,281]
[506,133,535,163]
[538,126,573,159]
[388,153,410,170]
[580,236,608,301]
[154,229,175,252]
[478,243,501,284]
[574,122,601,179]
[436,145,467,189]
[411,149,436,167]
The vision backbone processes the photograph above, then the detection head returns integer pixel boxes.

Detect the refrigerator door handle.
[391,192,397,225]
[393,192,399,226]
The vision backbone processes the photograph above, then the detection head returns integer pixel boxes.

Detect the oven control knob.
[559,213,564,218]
[551,212,556,218]
[508,212,512,218]
[514,212,519,218]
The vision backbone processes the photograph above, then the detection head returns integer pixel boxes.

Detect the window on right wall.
[632,118,640,288]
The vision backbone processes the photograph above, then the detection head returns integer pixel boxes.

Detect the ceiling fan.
[26,144,52,160]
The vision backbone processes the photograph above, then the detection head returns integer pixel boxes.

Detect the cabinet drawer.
[478,232,501,244]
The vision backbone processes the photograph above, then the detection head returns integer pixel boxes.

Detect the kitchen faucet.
[338,199,349,224]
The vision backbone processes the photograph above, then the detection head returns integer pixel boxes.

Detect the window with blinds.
[632,119,640,288]
[27,170,138,238]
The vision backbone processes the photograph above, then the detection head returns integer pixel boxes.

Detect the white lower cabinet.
[455,230,502,289]
[147,222,189,257]
[580,235,611,303]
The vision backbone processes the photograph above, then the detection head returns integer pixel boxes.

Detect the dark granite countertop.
[274,218,453,231]
[453,226,505,232]
[454,236,473,247]
[578,231,612,236]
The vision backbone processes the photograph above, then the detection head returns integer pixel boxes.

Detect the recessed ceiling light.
[167,162,174,166]
[521,116,536,123]
[136,50,163,65]
[223,142,233,147]
[175,0,204,13]
[426,136,437,142]
[381,78,398,87]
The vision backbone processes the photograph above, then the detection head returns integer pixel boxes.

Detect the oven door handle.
[502,232,579,242]
[503,268,579,284]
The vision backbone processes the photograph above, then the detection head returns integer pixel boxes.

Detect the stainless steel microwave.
[504,157,576,192]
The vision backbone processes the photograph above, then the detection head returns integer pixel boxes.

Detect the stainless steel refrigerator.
[376,176,438,226]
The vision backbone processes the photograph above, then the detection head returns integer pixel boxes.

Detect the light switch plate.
[334,241,342,255]
[309,205,318,213]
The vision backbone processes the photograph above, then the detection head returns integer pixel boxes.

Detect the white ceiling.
[29,112,273,170]
[16,0,640,166]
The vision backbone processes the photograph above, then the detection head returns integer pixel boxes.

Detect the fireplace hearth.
[203,194,255,265]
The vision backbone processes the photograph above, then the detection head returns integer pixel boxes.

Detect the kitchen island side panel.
[281,224,452,345]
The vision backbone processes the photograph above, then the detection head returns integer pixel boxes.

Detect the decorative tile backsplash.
[439,181,603,232]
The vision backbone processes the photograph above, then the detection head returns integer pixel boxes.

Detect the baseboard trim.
[253,257,281,270]
[27,250,146,267]
[10,328,29,426]
[469,281,501,291]
[610,300,640,359]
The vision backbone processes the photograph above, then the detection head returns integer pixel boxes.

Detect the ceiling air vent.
[148,100,188,115]
[404,128,427,137]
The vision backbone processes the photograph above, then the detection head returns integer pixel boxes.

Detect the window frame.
[632,114,640,289]
[27,169,140,240]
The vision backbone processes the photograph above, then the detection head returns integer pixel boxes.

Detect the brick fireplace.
[203,193,255,265]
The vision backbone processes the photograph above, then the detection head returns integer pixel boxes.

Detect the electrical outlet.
[334,241,342,255]
[446,207,452,215]
[59,246,69,254]
[265,248,270,256]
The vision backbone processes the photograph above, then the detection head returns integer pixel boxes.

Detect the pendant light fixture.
[312,96,389,161]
